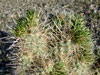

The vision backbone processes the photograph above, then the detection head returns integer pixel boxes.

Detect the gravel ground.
[0,0,71,32]
[0,0,100,74]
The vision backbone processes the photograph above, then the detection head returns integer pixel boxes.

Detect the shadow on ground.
[0,31,18,75]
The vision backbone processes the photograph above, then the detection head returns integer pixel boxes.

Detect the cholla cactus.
[14,10,95,75]
[13,10,39,36]
[44,12,95,75]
